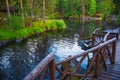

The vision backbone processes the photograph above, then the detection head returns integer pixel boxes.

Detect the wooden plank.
[96,39,120,79]
[97,63,120,79]
[97,67,120,79]
[105,69,120,75]
[99,73,120,79]
[107,64,120,69]
[23,53,54,80]
[97,76,120,80]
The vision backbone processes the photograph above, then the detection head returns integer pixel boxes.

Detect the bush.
[10,15,23,30]
[45,20,57,30]
[45,20,66,30]
[0,19,66,40]
[114,14,120,25]
[55,20,66,29]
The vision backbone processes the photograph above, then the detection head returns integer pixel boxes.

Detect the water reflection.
[0,21,101,80]
[0,39,47,80]
[48,37,84,62]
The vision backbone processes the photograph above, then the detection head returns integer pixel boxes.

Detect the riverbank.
[0,20,66,46]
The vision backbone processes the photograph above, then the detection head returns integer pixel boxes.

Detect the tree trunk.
[20,0,25,27]
[81,0,85,38]
[30,0,33,26]
[5,0,12,30]
[81,0,85,23]
[43,0,45,21]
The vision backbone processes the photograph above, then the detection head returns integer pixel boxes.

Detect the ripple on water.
[48,37,85,61]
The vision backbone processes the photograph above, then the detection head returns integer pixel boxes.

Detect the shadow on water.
[0,20,102,80]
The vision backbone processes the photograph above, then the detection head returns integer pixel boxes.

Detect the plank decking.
[96,40,120,80]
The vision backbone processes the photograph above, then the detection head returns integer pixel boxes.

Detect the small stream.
[0,20,102,80]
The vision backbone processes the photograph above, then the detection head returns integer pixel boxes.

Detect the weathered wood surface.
[104,27,120,39]
[23,29,119,80]
[55,37,116,80]
[96,40,120,80]
[115,40,120,64]
[23,53,55,80]
[104,28,120,34]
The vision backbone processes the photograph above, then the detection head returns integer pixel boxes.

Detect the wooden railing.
[55,38,116,80]
[23,53,56,80]
[24,29,117,80]
[92,28,112,47]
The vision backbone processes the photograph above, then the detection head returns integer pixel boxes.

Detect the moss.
[0,19,66,40]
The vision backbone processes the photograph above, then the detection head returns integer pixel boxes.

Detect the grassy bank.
[0,20,66,40]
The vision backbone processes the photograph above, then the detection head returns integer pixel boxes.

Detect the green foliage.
[0,20,66,40]
[98,0,115,18]
[56,0,81,18]
[45,20,57,30]
[56,20,66,29]
[117,14,120,22]
[88,0,97,16]
[113,0,120,14]
[48,14,56,19]
[115,14,120,24]
[8,16,23,30]
[32,21,46,31]
[45,20,66,30]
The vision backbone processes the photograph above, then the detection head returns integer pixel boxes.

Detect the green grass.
[0,19,66,40]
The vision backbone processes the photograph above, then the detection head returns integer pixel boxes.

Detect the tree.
[43,0,45,21]
[20,0,25,27]
[81,0,85,22]
[88,0,97,16]
[113,0,120,14]
[5,0,12,30]
[98,0,115,18]
[30,0,33,25]
[45,0,57,18]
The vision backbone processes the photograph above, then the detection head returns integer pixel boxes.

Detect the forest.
[0,0,120,40]
[1,0,120,80]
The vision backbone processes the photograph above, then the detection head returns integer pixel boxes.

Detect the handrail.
[24,29,117,80]
[23,53,56,80]
[93,28,101,34]
[92,28,103,47]
[56,38,116,65]
[56,37,117,79]
[103,32,110,41]
[92,28,112,47]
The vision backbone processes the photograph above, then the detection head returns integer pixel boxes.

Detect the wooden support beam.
[49,59,56,80]
[23,53,54,80]
[112,41,116,64]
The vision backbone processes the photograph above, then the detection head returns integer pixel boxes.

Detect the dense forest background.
[0,0,120,30]
[0,0,120,18]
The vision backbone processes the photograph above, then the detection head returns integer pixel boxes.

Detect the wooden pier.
[96,40,120,80]
[24,28,120,80]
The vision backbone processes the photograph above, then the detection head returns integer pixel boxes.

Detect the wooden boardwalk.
[96,40,120,80]
[24,29,119,80]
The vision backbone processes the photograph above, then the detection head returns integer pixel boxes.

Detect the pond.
[0,20,102,80]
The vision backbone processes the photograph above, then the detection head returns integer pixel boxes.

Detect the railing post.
[92,34,95,47]
[112,41,116,64]
[49,59,56,80]
[94,50,100,77]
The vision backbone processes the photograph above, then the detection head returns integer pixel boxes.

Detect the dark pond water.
[0,20,102,80]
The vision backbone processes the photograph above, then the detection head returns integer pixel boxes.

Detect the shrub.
[45,20,66,30]
[32,21,46,31]
[55,20,66,29]
[7,15,23,30]
[114,14,120,25]
[0,19,66,40]
[45,20,57,30]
